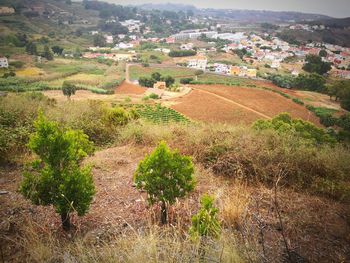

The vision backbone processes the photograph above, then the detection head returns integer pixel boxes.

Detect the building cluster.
[186,56,257,78]
[82,52,136,62]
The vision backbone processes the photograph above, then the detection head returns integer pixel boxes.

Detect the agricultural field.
[129,65,196,82]
[0,58,125,94]
[134,104,189,124]
[171,84,321,125]
[170,89,263,124]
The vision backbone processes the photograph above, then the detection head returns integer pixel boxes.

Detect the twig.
[274,172,293,263]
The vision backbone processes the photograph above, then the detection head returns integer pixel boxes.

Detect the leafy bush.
[134,141,195,224]
[294,73,326,92]
[303,55,332,75]
[180,78,194,84]
[268,74,294,89]
[103,107,130,126]
[20,113,95,230]
[168,50,196,57]
[189,195,221,240]
[149,93,160,99]
[253,113,336,145]
[62,81,76,100]
[292,98,304,105]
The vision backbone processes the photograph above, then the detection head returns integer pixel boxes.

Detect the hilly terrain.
[0,0,350,262]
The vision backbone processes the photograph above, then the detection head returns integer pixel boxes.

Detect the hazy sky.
[106,0,350,18]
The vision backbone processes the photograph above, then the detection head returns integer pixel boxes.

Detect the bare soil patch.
[171,89,262,124]
[190,85,321,126]
[115,81,146,95]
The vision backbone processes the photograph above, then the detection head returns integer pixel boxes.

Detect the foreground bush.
[20,114,95,230]
[134,141,195,224]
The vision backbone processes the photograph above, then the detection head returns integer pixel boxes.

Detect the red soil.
[115,81,146,95]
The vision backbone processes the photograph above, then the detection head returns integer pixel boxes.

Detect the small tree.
[189,195,221,240]
[20,113,95,230]
[62,81,76,100]
[43,45,54,60]
[151,72,161,81]
[161,75,175,88]
[194,70,204,81]
[134,141,195,224]
[52,45,64,55]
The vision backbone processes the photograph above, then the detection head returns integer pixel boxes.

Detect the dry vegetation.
[1,93,350,263]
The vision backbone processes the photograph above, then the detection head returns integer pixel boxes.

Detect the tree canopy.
[20,113,95,230]
[134,141,195,224]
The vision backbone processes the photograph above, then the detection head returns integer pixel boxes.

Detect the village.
[77,21,350,80]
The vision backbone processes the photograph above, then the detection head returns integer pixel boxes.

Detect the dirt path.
[194,89,271,119]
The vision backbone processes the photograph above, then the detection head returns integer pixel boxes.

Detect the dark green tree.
[52,45,64,55]
[93,34,106,47]
[302,55,331,75]
[294,73,326,92]
[134,141,195,224]
[138,77,156,88]
[20,114,95,230]
[161,75,175,87]
[151,72,161,81]
[43,45,54,60]
[62,81,76,100]
[25,42,37,55]
[319,49,328,57]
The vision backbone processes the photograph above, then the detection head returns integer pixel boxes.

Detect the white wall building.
[0,57,8,68]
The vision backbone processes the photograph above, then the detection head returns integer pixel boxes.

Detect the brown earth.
[171,85,321,126]
[171,89,263,124]
[115,81,146,95]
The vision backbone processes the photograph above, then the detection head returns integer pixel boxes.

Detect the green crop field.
[134,104,190,124]
[129,65,196,81]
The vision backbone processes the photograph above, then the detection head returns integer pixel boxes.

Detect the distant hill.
[138,3,196,12]
[199,9,331,23]
[307,17,350,28]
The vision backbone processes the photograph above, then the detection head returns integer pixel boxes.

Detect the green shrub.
[134,141,195,224]
[20,113,95,230]
[103,107,130,126]
[189,195,221,240]
[149,93,160,99]
[253,113,336,145]
[180,78,194,84]
[292,98,304,105]
[168,50,196,57]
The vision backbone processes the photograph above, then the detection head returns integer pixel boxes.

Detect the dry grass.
[219,182,251,229]
[17,219,245,263]
[16,67,45,77]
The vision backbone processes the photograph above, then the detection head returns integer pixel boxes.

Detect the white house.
[114,42,133,49]
[271,60,281,69]
[105,35,114,44]
[187,57,207,70]
[180,43,194,50]
[0,57,8,68]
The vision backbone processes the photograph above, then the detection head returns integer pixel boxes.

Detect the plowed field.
[171,85,321,125]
